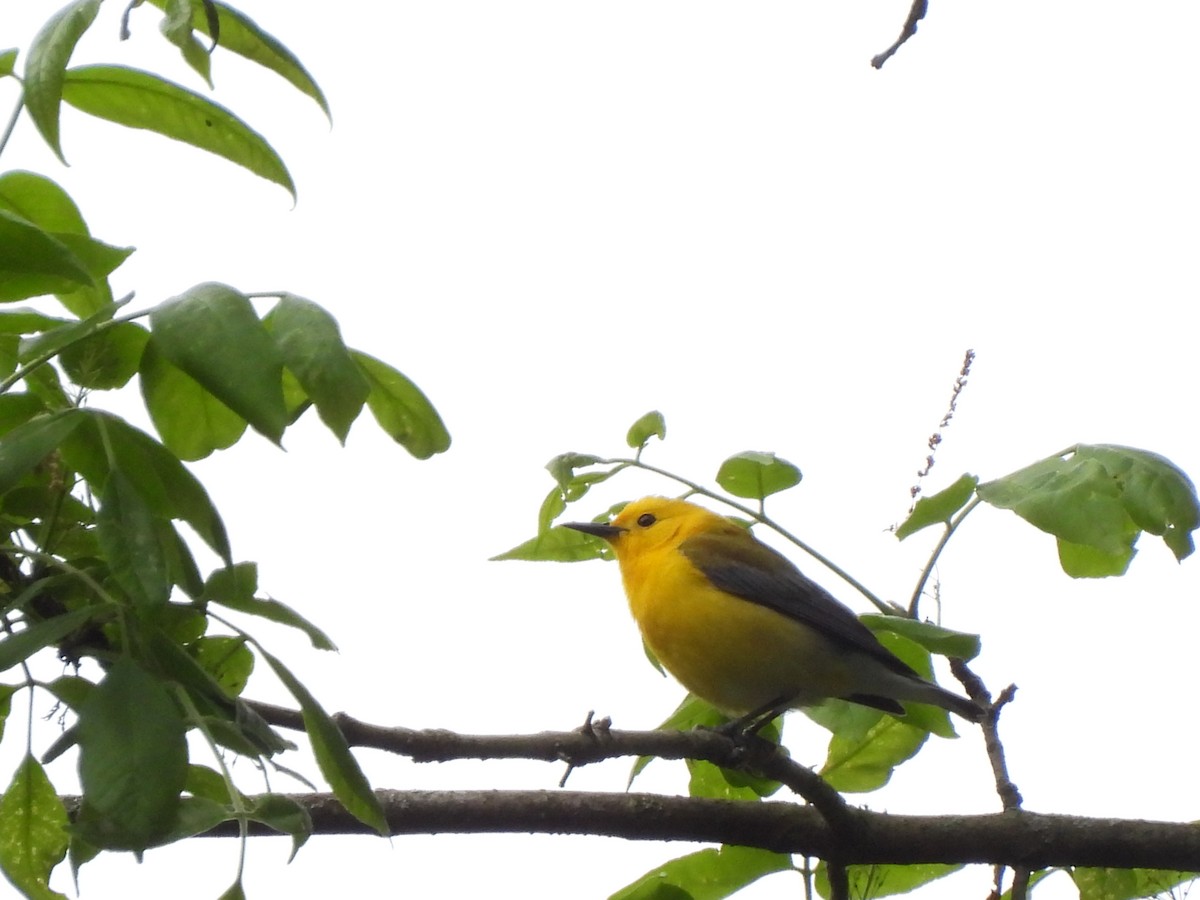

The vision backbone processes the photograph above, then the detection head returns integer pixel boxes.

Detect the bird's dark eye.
[637,513,656,528]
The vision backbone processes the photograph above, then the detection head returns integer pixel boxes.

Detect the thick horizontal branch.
[238,702,1200,871]
[154,790,1200,871]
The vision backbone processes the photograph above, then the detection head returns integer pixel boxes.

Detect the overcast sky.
[1,2,1198,898]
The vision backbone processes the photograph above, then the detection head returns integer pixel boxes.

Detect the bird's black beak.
[563,521,625,541]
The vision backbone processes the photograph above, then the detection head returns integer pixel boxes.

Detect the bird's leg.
[715,696,791,740]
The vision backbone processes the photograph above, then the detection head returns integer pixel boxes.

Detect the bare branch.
[872,0,929,69]
[66,790,1200,870]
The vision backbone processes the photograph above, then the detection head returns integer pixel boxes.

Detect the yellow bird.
[565,496,982,729]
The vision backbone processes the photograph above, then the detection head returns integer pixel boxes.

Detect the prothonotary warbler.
[564,496,983,729]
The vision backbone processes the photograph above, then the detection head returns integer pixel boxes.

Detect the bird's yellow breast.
[619,543,857,716]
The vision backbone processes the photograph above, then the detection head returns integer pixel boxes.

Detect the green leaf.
[815,862,961,900]
[819,714,929,793]
[609,845,791,900]
[97,469,172,608]
[146,0,331,120]
[205,564,336,651]
[0,755,70,900]
[139,340,247,460]
[545,452,604,493]
[858,615,981,661]
[156,796,231,845]
[19,299,128,365]
[716,451,802,500]
[978,445,1200,575]
[0,309,68,336]
[157,0,213,87]
[60,410,232,563]
[0,170,128,318]
[22,0,102,163]
[259,648,388,836]
[0,210,94,302]
[1078,445,1199,560]
[59,322,149,390]
[0,394,48,435]
[491,525,612,562]
[0,50,17,79]
[895,473,979,539]
[0,684,17,744]
[1072,867,1195,900]
[76,657,188,851]
[149,283,286,445]
[265,295,369,443]
[191,636,253,697]
[246,793,311,860]
[0,171,87,235]
[0,409,84,495]
[627,411,666,449]
[62,65,296,199]
[353,351,449,459]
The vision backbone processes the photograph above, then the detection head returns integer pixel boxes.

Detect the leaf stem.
[599,457,894,615]
[0,295,146,396]
[0,91,24,160]
[908,496,982,618]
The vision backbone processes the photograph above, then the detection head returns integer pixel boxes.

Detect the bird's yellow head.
[565,496,739,562]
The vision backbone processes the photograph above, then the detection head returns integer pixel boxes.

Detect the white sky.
[1,1,1199,898]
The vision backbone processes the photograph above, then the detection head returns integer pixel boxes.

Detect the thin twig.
[950,660,1023,810]
[872,0,930,69]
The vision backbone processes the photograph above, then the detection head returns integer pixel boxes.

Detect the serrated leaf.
[859,614,980,661]
[814,862,961,900]
[265,295,369,443]
[259,648,387,835]
[352,351,449,459]
[23,0,102,163]
[610,845,791,900]
[62,65,295,199]
[895,473,978,539]
[0,755,70,900]
[149,283,286,444]
[627,410,666,449]
[139,340,247,460]
[716,451,802,500]
[76,658,188,851]
[491,525,612,562]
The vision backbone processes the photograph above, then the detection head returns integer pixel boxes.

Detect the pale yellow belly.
[624,558,859,716]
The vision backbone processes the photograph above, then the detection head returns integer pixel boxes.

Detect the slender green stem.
[907,496,982,618]
[0,92,24,160]
[598,457,894,615]
[174,687,250,883]
[0,297,147,396]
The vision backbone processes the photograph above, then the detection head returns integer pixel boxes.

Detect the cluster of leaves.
[0,3,449,898]
[497,410,1199,900]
